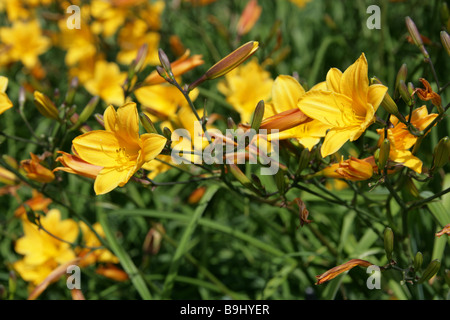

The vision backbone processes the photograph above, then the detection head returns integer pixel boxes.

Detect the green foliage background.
[0,0,449,300]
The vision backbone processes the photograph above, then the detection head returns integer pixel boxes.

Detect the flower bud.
[440,31,450,56]
[140,112,158,134]
[405,16,429,58]
[188,186,206,204]
[227,117,237,130]
[142,223,165,255]
[229,163,256,191]
[65,77,79,106]
[33,91,60,120]
[414,251,423,272]
[163,127,172,140]
[380,92,400,116]
[394,64,407,100]
[378,139,390,171]
[158,48,174,79]
[418,259,441,284]
[250,100,265,131]
[383,227,394,261]
[8,271,16,299]
[275,169,286,195]
[94,113,105,128]
[236,0,262,36]
[206,41,258,80]
[432,136,450,170]
[133,43,148,74]
[398,80,412,106]
[296,147,311,175]
[70,96,99,132]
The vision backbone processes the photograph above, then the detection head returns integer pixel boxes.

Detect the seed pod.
[418,259,441,284]
[383,227,394,261]
[414,251,423,271]
[432,136,450,170]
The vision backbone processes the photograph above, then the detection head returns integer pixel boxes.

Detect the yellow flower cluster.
[13,209,118,286]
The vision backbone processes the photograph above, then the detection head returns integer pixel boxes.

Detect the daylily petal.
[272,75,305,113]
[0,92,13,114]
[94,166,132,195]
[72,131,122,167]
[139,133,167,163]
[325,68,342,92]
[367,84,388,114]
[390,149,423,173]
[0,76,8,93]
[339,53,369,113]
[321,127,359,157]
[298,90,355,127]
[115,102,140,143]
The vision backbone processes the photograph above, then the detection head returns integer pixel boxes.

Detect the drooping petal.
[390,149,423,173]
[94,166,132,195]
[72,131,121,167]
[298,90,355,127]
[272,75,305,113]
[321,127,359,157]
[339,53,369,115]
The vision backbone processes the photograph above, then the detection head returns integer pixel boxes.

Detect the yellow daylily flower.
[84,60,127,106]
[0,20,50,69]
[298,53,388,157]
[116,19,160,67]
[264,75,331,150]
[135,81,199,122]
[0,76,13,114]
[376,105,438,173]
[217,58,273,124]
[72,102,167,195]
[13,209,79,286]
[21,153,55,183]
[77,222,119,267]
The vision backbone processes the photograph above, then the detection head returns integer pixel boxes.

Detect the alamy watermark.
[366,5,381,29]
[66,5,81,30]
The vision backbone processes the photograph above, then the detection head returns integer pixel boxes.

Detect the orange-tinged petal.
[321,127,359,157]
[435,224,450,237]
[315,259,374,285]
[72,131,122,167]
[271,75,305,113]
[54,151,103,179]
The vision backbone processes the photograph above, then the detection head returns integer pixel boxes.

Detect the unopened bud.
[381,92,400,116]
[143,223,164,255]
[70,96,99,131]
[441,2,449,27]
[227,117,237,130]
[205,41,259,80]
[274,169,286,195]
[378,139,390,171]
[188,186,206,204]
[384,227,394,261]
[163,127,172,140]
[34,91,60,120]
[133,43,148,74]
[432,136,450,170]
[229,163,256,191]
[158,48,173,78]
[405,16,429,58]
[94,113,104,128]
[414,251,423,272]
[418,259,441,284]
[65,77,79,106]
[140,112,157,134]
[394,64,408,100]
[250,100,265,131]
[297,147,311,174]
[440,31,450,56]
[398,80,412,106]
